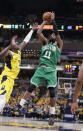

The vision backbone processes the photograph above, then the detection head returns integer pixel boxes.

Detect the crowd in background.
[2,85,66,119]
[1,79,83,121]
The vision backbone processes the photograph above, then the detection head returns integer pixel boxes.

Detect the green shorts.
[30,66,57,88]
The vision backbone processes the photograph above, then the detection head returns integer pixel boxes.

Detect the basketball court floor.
[0,116,83,131]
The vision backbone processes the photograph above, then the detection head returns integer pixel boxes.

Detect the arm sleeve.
[52,20,59,35]
[23,30,33,43]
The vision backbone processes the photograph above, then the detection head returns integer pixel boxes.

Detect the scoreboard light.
[0,24,3,28]
[18,25,24,29]
[37,25,53,29]
[0,24,24,29]
[75,25,83,30]
[43,25,53,29]
[7,25,11,29]
[3,24,11,29]
[15,25,18,29]
[3,24,7,29]
[79,26,83,30]
[11,24,15,28]
[61,25,64,30]
[22,25,24,29]
[19,25,22,29]
[76,26,79,30]
[67,26,72,30]
[65,65,72,72]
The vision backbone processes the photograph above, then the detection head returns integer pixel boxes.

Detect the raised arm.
[0,36,17,58]
[51,12,63,51]
[0,45,11,58]
[37,21,48,44]
[19,23,38,51]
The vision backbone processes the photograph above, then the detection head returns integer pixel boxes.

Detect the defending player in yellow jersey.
[0,23,38,112]
[0,50,21,102]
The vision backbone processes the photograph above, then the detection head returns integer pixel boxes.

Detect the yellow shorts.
[0,75,14,102]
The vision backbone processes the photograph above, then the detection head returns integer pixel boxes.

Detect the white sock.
[20,99,27,107]
[50,107,55,115]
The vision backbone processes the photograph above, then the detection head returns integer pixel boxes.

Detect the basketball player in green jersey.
[19,12,63,125]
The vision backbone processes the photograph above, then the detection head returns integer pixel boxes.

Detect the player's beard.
[49,37,56,43]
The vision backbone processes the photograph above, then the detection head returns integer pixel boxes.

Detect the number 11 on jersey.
[44,51,51,59]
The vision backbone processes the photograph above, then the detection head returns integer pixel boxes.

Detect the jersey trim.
[41,65,52,68]
[47,83,57,88]
[1,76,7,84]
[0,90,6,95]
[30,79,38,87]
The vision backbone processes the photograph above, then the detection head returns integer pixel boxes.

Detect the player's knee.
[28,84,36,93]
[48,87,55,98]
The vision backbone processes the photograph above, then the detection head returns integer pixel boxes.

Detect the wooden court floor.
[0,116,83,131]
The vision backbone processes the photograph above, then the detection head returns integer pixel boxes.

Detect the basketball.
[42,12,52,23]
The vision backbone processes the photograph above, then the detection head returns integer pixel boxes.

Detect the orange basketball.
[42,12,52,23]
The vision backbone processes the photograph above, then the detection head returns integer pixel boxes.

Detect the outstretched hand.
[51,12,55,21]
[10,36,17,49]
[71,102,78,114]
[32,23,38,31]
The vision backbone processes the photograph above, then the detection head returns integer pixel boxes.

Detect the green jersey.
[39,42,61,69]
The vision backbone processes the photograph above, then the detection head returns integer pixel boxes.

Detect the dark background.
[0,0,83,17]
[0,0,83,51]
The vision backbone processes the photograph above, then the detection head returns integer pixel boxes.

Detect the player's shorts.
[0,75,14,102]
[31,66,57,88]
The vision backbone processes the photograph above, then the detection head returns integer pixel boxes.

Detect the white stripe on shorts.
[30,79,38,87]
[47,83,57,88]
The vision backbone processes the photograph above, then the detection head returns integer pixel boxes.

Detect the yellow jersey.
[0,50,21,102]
[1,50,21,80]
